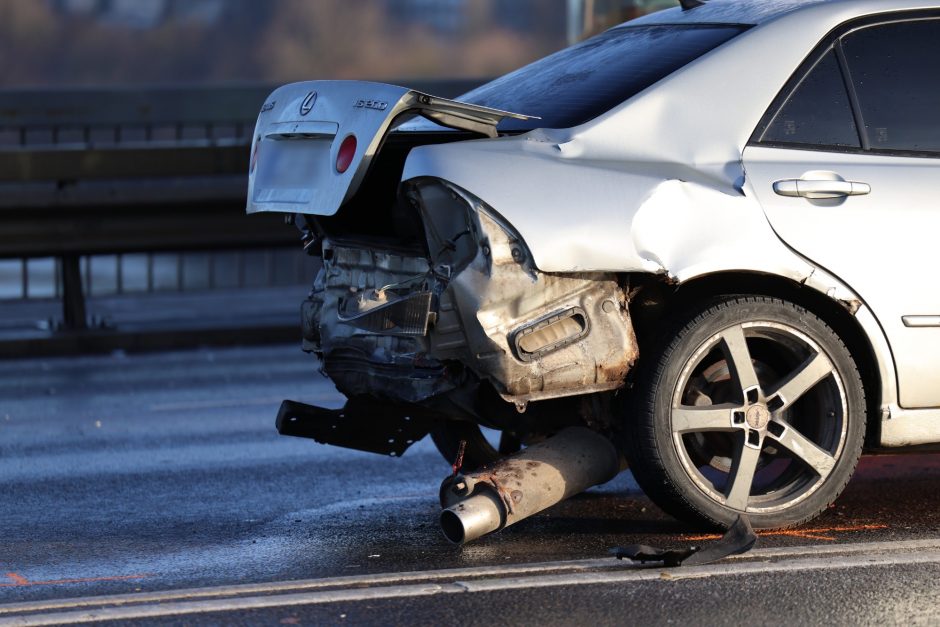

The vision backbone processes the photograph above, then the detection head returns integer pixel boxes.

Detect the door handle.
[773,179,871,200]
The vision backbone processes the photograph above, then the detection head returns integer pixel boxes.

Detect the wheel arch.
[628,270,883,449]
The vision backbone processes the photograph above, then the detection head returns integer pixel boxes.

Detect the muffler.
[439,426,620,544]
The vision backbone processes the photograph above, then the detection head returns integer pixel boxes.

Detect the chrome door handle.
[773,179,871,200]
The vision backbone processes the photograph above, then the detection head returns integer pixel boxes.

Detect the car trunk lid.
[246,80,534,217]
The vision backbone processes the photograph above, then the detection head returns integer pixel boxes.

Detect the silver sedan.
[247,0,940,537]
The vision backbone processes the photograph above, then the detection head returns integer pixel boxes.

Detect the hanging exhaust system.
[439,427,621,544]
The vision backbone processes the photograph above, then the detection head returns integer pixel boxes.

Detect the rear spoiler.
[403,90,534,138]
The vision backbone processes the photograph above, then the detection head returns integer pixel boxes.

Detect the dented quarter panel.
[403,138,815,285]
[402,136,904,442]
[405,135,664,273]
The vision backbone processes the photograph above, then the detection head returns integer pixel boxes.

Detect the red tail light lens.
[336,135,357,173]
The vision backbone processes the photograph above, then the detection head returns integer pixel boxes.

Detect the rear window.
[760,49,861,148]
[459,24,747,132]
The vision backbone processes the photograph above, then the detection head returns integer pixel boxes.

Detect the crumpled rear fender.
[401,133,813,285]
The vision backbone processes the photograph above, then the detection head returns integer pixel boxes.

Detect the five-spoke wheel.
[625,296,866,529]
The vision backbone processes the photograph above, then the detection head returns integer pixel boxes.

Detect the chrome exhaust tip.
[440,491,504,544]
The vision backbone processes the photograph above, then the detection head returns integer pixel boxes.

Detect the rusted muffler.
[439,426,620,544]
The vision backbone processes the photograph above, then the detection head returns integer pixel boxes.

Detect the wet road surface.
[1,345,939,624]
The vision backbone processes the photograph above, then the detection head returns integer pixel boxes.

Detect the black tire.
[624,295,866,529]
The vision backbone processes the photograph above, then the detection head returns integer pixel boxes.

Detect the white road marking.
[3,538,940,625]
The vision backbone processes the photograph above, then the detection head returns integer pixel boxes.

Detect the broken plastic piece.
[452,439,467,477]
[611,515,757,567]
[275,398,434,457]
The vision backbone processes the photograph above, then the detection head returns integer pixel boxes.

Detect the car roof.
[629,0,939,27]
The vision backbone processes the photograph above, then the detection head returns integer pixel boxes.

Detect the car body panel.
[402,136,815,283]
[745,146,940,409]
[849,304,940,447]
[882,408,940,446]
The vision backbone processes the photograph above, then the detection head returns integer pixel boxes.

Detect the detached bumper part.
[304,242,456,404]
[337,291,434,336]
[276,398,435,457]
[611,515,758,567]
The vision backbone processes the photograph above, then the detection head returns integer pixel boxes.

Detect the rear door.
[743,13,940,408]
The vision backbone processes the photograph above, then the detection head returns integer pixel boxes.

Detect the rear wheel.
[625,296,866,529]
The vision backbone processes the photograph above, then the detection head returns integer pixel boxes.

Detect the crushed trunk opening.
[301,177,639,421]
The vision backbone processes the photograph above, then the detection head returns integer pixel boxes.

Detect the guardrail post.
[61,255,88,331]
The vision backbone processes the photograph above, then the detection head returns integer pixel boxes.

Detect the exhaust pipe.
[439,426,620,544]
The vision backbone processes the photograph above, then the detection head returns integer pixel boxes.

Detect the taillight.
[336,135,357,173]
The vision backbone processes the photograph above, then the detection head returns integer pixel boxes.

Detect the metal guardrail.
[2,250,311,299]
[0,84,285,260]
[0,78,484,334]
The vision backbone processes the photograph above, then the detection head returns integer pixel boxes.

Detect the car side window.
[841,19,940,154]
[759,50,860,149]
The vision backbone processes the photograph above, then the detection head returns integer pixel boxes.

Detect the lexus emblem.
[300,91,317,116]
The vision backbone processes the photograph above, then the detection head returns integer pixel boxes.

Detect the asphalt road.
[1,344,939,625]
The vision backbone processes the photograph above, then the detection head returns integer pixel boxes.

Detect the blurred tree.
[0,0,658,88]
[254,0,545,82]
[0,1,59,85]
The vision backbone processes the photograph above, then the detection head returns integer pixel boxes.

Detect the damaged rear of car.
[255,81,641,462]
[247,22,745,460]
[248,0,932,542]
